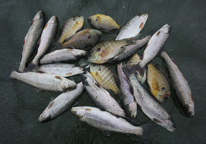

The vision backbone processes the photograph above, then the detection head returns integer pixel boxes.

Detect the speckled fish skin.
[71,106,151,136]
[38,82,84,122]
[117,63,137,118]
[58,16,84,44]
[160,51,195,118]
[115,13,148,40]
[139,24,170,69]
[81,72,126,117]
[62,29,102,50]
[27,16,57,71]
[110,35,151,63]
[88,38,134,64]
[38,63,84,77]
[40,49,87,64]
[122,65,176,132]
[18,11,44,72]
[126,53,146,84]
[88,14,120,33]
[90,64,120,94]
[147,63,170,103]
[10,71,76,92]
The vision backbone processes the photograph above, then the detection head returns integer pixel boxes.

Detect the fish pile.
[10,11,195,141]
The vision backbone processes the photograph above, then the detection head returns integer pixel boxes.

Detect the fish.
[81,71,126,117]
[115,13,148,40]
[27,16,58,71]
[117,63,137,118]
[39,49,87,64]
[71,106,151,138]
[137,24,170,78]
[38,63,84,77]
[10,71,76,92]
[147,63,170,103]
[54,16,84,49]
[90,64,120,94]
[125,53,146,84]
[160,51,195,118]
[38,82,84,122]
[88,14,120,33]
[109,35,151,63]
[62,29,102,50]
[88,38,134,64]
[18,11,44,72]
[122,65,176,132]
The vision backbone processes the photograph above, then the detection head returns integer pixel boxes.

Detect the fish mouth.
[157,91,170,103]
[125,102,137,119]
[71,107,86,119]
[87,17,92,23]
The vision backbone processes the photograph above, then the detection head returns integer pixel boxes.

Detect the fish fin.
[140,124,152,144]
[123,116,140,125]
[26,62,38,72]
[52,42,63,50]
[100,130,112,136]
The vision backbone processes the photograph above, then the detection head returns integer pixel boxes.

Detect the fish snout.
[125,102,137,119]
[71,107,86,119]
[88,17,92,23]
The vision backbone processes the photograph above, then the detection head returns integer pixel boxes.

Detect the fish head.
[90,29,102,38]
[162,117,176,132]
[73,15,84,28]
[71,107,87,119]
[88,14,100,25]
[90,63,101,73]
[157,87,170,103]
[161,24,171,34]
[81,72,94,86]
[125,102,137,119]
[60,79,76,90]
[49,16,57,24]
[71,49,87,57]
[38,109,50,122]
[140,13,148,22]
[88,50,99,63]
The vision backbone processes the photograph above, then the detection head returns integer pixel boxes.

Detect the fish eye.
[88,35,92,39]
[96,19,98,21]
[162,87,165,91]
[96,48,100,52]
[98,68,101,71]
[73,18,76,21]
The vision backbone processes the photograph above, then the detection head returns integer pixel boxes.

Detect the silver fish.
[110,35,151,63]
[117,63,137,118]
[27,16,58,71]
[115,13,148,40]
[160,51,195,117]
[19,11,44,72]
[81,71,126,117]
[38,63,84,77]
[10,71,76,92]
[40,49,87,64]
[122,65,176,132]
[71,106,151,137]
[38,82,84,122]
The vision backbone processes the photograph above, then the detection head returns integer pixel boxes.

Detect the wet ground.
[0,0,206,143]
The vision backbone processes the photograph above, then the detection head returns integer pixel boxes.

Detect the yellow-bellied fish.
[54,16,84,48]
[90,64,120,94]
[88,14,120,33]
[62,29,102,50]
[147,63,170,103]
[88,38,134,64]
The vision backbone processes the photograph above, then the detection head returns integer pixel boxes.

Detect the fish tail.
[52,41,63,50]
[26,62,38,72]
[18,61,26,72]
[140,123,152,143]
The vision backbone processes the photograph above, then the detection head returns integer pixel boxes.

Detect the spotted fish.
[90,64,120,94]
[147,63,170,103]
[88,14,120,33]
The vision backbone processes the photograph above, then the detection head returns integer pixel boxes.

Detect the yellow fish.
[125,53,146,84]
[147,63,170,103]
[88,14,120,33]
[90,64,120,94]
[88,38,134,64]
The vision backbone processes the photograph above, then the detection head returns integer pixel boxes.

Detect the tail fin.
[26,62,38,72]
[140,124,152,144]
[52,42,62,50]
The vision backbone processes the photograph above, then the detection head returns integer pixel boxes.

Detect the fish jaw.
[71,107,86,119]
[125,102,137,119]
[162,117,176,132]
[161,24,170,34]
[157,90,170,103]
[88,53,99,63]
[38,109,50,122]
[60,79,76,90]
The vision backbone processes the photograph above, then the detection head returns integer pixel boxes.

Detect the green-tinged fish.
[27,16,57,71]
[71,106,151,138]
[122,65,176,132]
[88,14,120,33]
[62,29,102,50]
[54,16,84,49]
[90,64,120,94]
[125,53,146,84]
[19,11,44,72]
[10,71,76,92]
[88,38,134,64]
[160,51,195,118]
[38,82,84,122]
[147,63,170,103]
[38,63,84,77]
[81,72,126,117]
[40,49,87,64]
